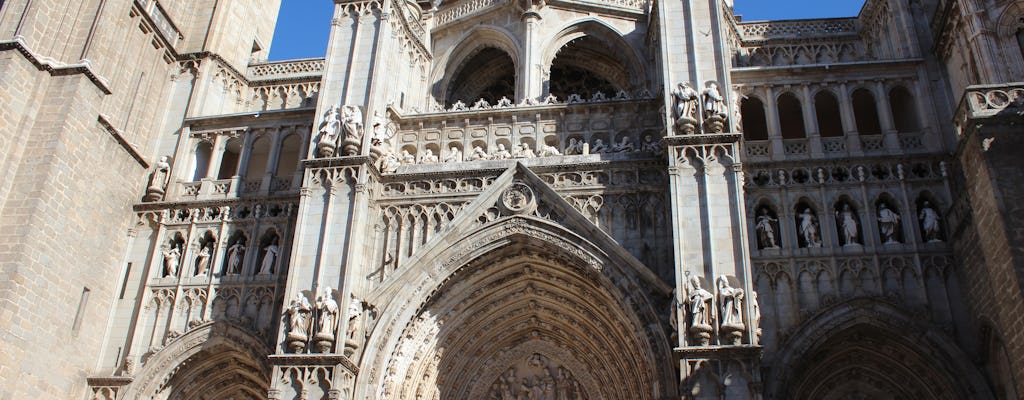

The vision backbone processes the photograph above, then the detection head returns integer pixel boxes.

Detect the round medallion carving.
[500,182,536,214]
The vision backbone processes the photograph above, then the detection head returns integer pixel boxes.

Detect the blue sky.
[267,0,866,60]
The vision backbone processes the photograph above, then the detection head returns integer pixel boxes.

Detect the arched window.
[191,142,213,181]
[245,136,271,180]
[889,86,920,132]
[275,134,301,177]
[548,36,625,100]
[777,93,806,139]
[217,137,242,179]
[814,91,844,137]
[446,47,515,107]
[741,97,769,140]
[852,89,882,135]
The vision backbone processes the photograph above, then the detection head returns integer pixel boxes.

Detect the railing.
[247,58,325,81]
[954,83,1024,125]
[822,137,847,154]
[737,18,858,41]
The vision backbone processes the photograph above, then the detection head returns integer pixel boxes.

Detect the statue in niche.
[750,291,762,339]
[686,274,714,345]
[257,238,278,275]
[194,244,211,276]
[755,207,779,249]
[671,82,700,134]
[538,143,561,157]
[640,135,662,154]
[836,202,860,246]
[590,138,608,153]
[162,244,181,277]
[492,144,512,160]
[701,81,728,133]
[400,149,416,165]
[344,293,364,351]
[469,146,490,161]
[377,143,401,173]
[797,208,822,247]
[564,138,584,155]
[919,201,942,242]
[286,293,312,353]
[443,146,463,163]
[144,156,172,202]
[419,148,438,163]
[340,105,364,156]
[314,286,338,352]
[717,275,745,345]
[877,203,901,244]
[225,241,246,275]
[316,105,342,157]
[613,136,635,152]
[515,143,536,158]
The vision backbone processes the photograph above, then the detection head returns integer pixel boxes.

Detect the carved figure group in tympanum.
[487,353,586,400]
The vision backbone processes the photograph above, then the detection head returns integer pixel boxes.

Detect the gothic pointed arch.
[120,321,272,400]
[355,164,675,399]
[765,298,993,400]
[542,19,647,99]
[431,26,521,106]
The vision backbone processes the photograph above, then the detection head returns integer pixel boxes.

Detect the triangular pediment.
[369,163,671,306]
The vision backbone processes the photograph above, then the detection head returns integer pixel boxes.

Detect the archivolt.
[358,216,675,400]
[431,26,521,103]
[542,19,647,93]
[121,322,272,400]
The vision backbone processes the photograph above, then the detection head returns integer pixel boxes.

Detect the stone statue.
[194,244,211,276]
[286,293,313,352]
[314,286,339,352]
[342,105,363,141]
[257,239,278,275]
[877,203,901,244]
[162,245,181,277]
[345,294,364,348]
[144,156,172,201]
[686,274,714,345]
[225,241,246,275]
[317,105,341,147]
[564,138,583,155]
[836,202,860,245]
[492,144,512,160]
[717,275,745,345]
[755,207,779,249]
[613,136,635,152]
[591,139,608,153]
[640,135,662,153]
[443,146,463,163]
[538,144,561,157]
[702,81,727,119]
[469,146,490,161]
[798,208,822,247]
[516,143,535,158]
[400,150,416,165]
[419,148,439,163]
[750,291,762,339]
[919,201,942,242]
[671,82,700,133]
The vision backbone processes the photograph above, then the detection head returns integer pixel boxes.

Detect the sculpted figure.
[341,105,363,141]
[378,147,401,173]
[258,239,278,275]
[613,136,635,152]
[469,146,490,161]
[671,82,700,121]
[877,203,901,244]
[591,139,608,153]
[317,105,341,146]
[194,244,211,276]
[419,149,438,164]
[287,293,313,339]
[564,137,583,155]
[836,202,860,245]
[443,146,463,163]
[717,276,744,327]
[539,144,561,157]
[641,135,662,153]
[798,208,822,247]
[316,286,339,337]
[687,275,713,327]
[919,201,942,242]
[492,144,512,160]
[144,156,172,201]
[162,245,181,277]
[345,294,364,344]
[751,291,762,338]
[225,241,246,275]
[400,150,416,165]
[516,143,535,158]
[755,207,779,249]
[702,81,727,119]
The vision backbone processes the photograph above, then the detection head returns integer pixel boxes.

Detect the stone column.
[801,85,823,157]
[763,86,784,161]
[520,9,542,102]
[838,82,863,155]
[205,134,227,180]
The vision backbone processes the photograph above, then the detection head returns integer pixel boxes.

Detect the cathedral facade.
[1,0,1023,398]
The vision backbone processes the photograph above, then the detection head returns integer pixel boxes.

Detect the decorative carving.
[671,82,700,134]
[500,182,537,215]
[286,293,313,353]
[486,354,585,400]
[717,276,745,345]
[144,156,172,202]
[344,294,365,354]
[701,81,728,133]
[341,105,365,156]
[316,105,342,157]
[686,274,714,345]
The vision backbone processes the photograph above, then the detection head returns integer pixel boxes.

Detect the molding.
[0,36,112,95]
[98,114,150,169]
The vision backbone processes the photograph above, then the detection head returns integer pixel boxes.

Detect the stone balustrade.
[737,18,858,42]
[247,58,326,82]
[954,83,1024,126]
[743,131,928,162]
